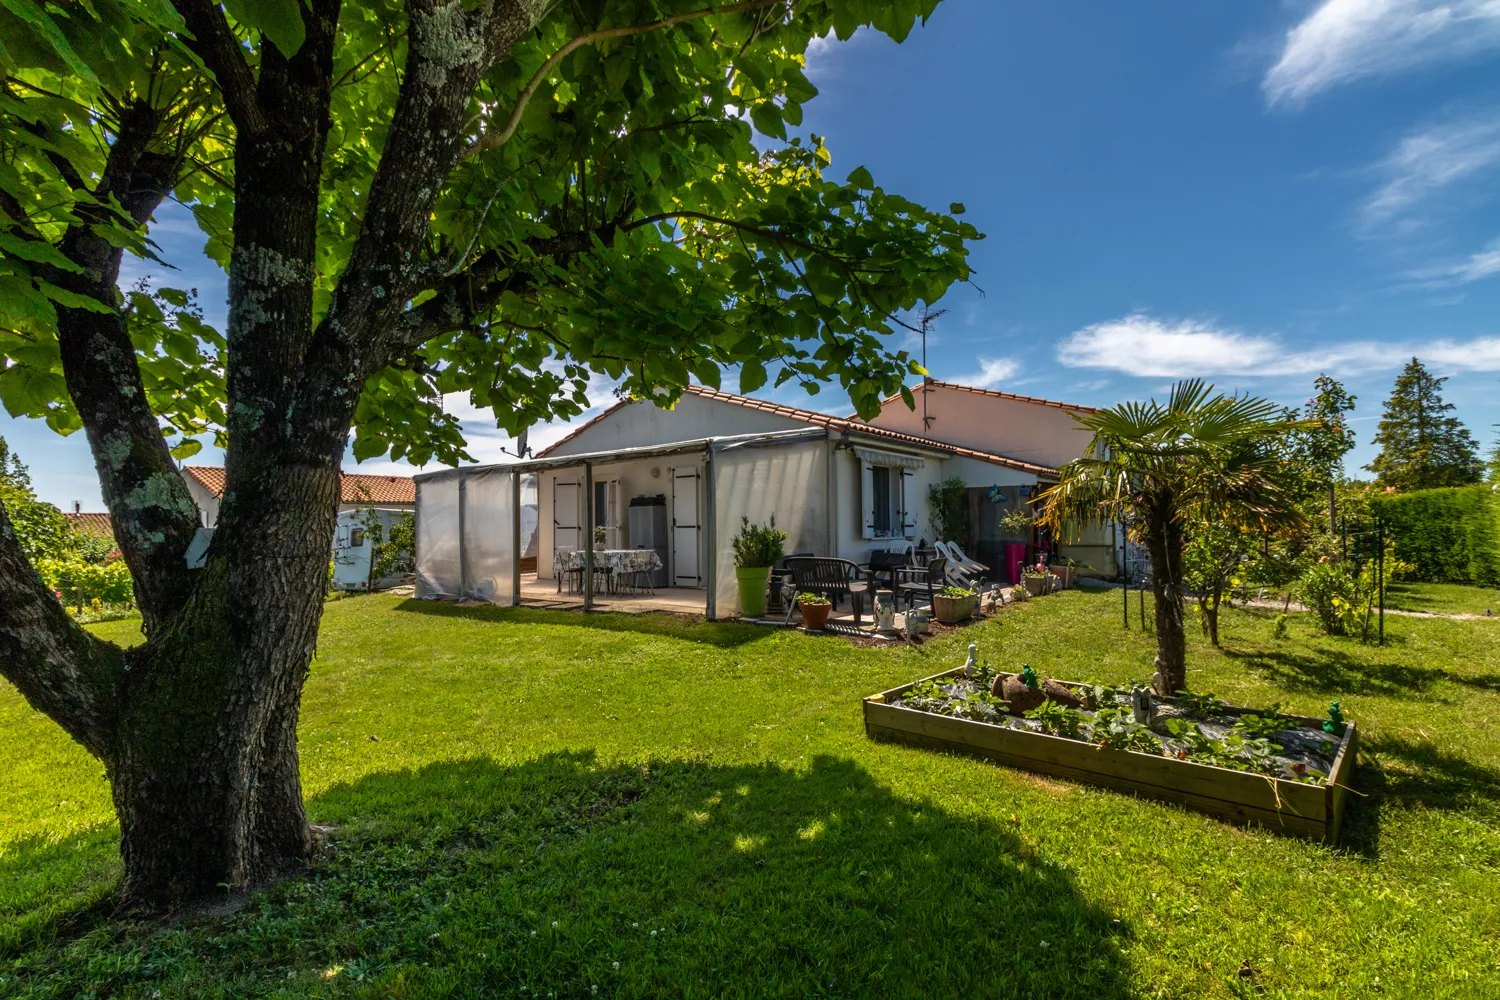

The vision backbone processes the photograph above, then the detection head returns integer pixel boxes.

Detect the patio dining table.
[554,549,664,594]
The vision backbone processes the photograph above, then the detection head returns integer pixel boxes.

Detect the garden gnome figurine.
[963,643,978,676]
[1322,702,1345,735]
[1131,686,1152,726]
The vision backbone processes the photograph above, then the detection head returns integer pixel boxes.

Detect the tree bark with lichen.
[0,0,549,908]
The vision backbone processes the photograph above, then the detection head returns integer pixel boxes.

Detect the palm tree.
[1037,380,1307,695]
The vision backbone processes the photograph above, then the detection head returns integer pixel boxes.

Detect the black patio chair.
[784,557,872,626]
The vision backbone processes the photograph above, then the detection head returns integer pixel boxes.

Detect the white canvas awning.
[852,446,925,470]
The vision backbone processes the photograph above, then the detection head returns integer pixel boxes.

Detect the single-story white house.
[859,379,1116,574]
[412,382,1117,618]
[182,466,416,528]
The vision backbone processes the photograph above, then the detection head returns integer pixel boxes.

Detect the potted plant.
[732,515,786,619]
[997,506,1035,585]
[795,591,832,630]
[1053,557,1077,590]
[1022,565,1050,597]
[932,584,978,624]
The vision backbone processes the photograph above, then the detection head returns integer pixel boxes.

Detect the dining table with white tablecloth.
[553,548,665,594]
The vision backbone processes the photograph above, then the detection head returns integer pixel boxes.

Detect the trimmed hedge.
[1369,485,1500,586]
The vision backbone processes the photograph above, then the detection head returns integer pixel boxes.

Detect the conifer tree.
[1367,358,1481,490]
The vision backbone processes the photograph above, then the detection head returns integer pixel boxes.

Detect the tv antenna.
[917,307,948,432]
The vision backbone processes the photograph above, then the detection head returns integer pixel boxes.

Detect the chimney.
[73,501,81,514]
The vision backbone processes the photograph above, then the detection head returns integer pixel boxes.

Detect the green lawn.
[1384,580,1500,617]
[2,591,1498,999]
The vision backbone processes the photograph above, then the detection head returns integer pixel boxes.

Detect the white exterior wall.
[187,479,411,529]
[827,443,947,561]
[867,385,1094,470]
[185,478,220,526]
[545,394,810,457]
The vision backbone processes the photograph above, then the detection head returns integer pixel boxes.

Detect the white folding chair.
[933,541,979,588]
[945,540,990,577]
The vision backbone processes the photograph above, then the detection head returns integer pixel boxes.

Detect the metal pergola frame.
[413,427,830,618]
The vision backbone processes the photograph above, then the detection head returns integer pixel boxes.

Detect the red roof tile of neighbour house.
[63,512,116,539]
[870,378,1101,415]
[535,385,1057,477]
[181,467,415,504]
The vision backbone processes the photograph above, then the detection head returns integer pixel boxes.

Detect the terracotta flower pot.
[799,601,832,630]
[998,674,1047,716]
[1053,566,1077,589]
[1043,678,1083,709]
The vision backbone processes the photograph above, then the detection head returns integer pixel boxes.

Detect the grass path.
[2,591,1498,998]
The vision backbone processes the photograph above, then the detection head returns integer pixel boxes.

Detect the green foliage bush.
[731,515,785,569]
[36,557,133,607]
[1369,485,1500,585]
[927,476,969,541]
[1295,564,1360,636]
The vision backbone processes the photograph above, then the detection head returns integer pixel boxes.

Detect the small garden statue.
[1322,702,1345,735]
[963,643,978,676]
[1131,686,1152,726]
[1019,664,1040,690]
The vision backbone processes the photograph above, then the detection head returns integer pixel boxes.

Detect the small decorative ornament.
[1130,686,1152,725]
[1322,702,1346,735]
[963,643,978,676]
[874,589,896,633]
[1019,664,1040,690]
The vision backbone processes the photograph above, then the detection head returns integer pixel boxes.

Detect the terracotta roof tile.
[182,467,415,504]
[537,386,1056,476]
[63,512,116,539]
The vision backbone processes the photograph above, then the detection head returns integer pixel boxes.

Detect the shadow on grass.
[5,753,1131,999]
[393,598,770,649]
[1341,733,1500,859]
[1223,643,1446,699]
[0,828,120,956]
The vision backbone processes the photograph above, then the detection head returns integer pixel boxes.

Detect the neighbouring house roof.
[181,467,416,505]
[872,378,1101,415]
[63,512,116,539]
[536,385,1057,477]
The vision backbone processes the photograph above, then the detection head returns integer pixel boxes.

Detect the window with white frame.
[856,448,921,539]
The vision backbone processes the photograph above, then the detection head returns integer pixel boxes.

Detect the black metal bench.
[784,557,871,626]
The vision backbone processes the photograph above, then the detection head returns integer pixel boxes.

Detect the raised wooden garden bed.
[864,668,1358,843]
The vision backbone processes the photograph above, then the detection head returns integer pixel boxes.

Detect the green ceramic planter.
[736,566,773,618]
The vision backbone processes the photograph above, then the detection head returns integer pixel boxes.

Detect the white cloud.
[1264,0,1500,107]
[1360,112,1500,230]
[1408,236,1500,284]
[1056,313,1500,377]
[952,357,1021,389]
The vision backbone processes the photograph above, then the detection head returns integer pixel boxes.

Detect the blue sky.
[9,0,1500,508]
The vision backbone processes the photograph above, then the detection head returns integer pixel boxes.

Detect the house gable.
[538,392,817,458]
[862,380,1096,470]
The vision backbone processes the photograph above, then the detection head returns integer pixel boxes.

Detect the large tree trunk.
[1145,507,1187,696]
[108,462,339,904]
[0,0,550,913]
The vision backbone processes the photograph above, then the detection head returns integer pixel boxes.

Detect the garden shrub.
[36,557,134,608]
[1295,563,1360,636]
[1369,485,1500,585]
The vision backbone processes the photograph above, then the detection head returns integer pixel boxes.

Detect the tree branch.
[169,0,265,132]
[465,0,785,158]
[0,495,125,760]
[41,102,203,629]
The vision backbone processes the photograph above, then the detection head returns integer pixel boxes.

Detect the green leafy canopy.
[1,0,980,466]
